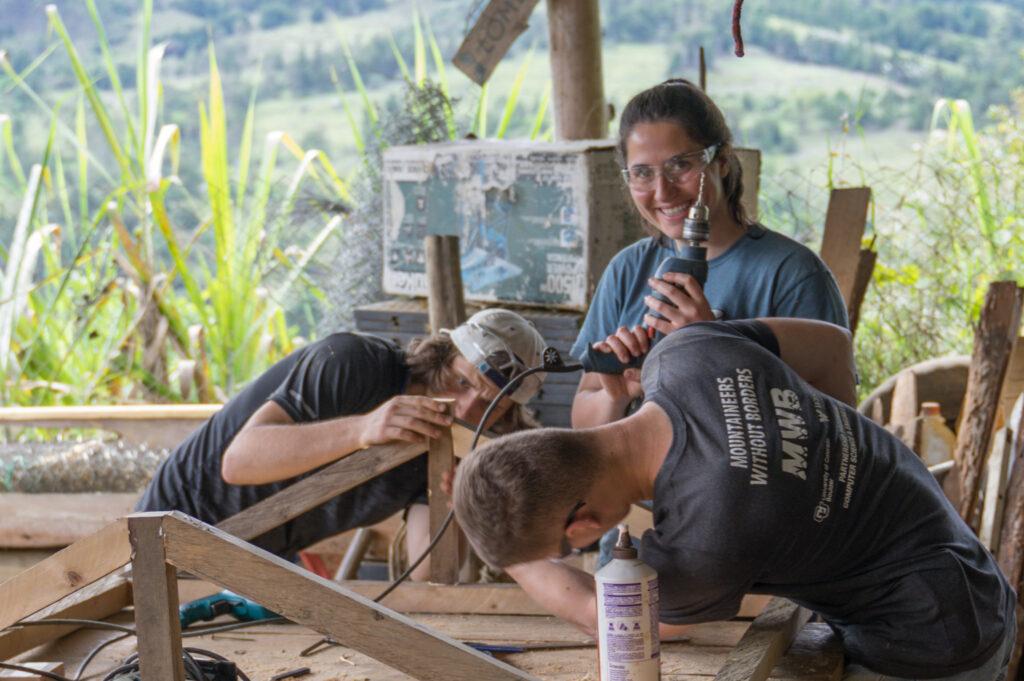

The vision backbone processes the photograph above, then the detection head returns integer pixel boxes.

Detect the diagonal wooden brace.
[156,512,536,681]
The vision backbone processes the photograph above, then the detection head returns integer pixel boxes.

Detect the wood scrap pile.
[862,280,1024,676]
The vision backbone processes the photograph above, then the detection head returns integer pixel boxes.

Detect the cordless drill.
[581,178,710,374]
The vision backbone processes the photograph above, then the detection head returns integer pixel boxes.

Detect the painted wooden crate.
[382,140,644,311]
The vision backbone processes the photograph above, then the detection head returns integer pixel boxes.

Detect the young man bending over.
[454,319,1015,680]
[138,308,545,579]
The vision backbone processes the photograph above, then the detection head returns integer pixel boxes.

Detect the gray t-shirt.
[571,225,848,360]
[640,321,1014,677]
[136,333,427,559]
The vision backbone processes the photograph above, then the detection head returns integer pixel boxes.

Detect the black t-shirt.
[639,320,1014,678]
[136,333,427,558]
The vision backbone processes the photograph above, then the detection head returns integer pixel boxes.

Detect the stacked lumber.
[870,282,1024,676]
[355,299,582,427]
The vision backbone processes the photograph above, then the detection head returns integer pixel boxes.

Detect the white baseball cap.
[448,309,546,404]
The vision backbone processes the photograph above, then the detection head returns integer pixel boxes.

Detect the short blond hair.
[453,428,599,567]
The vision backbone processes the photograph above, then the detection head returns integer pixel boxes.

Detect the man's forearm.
[507,559,598,636]
[222,414,369,484]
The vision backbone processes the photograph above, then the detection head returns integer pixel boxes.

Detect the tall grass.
[0,2,348,405]
[850,93,1024,393]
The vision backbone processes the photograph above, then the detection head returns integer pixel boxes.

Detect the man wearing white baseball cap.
[137,308,547,578]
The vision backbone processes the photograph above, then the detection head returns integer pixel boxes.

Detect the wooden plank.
[545,0,606,140]
[0,493,137,549]
[0,405,219,449]
[128,515,185,681]
[216,441,425,542]
[956,281,1024,524]
[429,419,460,584]
[452,0,541,86]
[887,369,919,449]
[847,248,876,336]
[0,662,64,679]
[997,428,1024,587]
[0,519,131,631]
[999,336,1024,426]
[769,623,843,681]
[714,598,811,681]
[425,235,466,333]
[979,428,1013,552]
[159,512,537,681]
[818,187,871,308]
[341,582,547,615]
[735,148,761,222]
[0,572,130,660]
[452,421,491,459]
[0,404,220,422]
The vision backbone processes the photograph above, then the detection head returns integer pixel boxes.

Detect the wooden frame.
[1,512,536,680]
[159,512,535,680]
[714,598,811,681]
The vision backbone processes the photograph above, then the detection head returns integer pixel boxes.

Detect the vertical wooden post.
[429,412,460,584]
[734,148,761,222]
[699,46,707,92]
[819,187,871,309]
[546,0,607,140]
[128,514,185,681]
[956,281,1024,524]
[847,248,877,336]
[425,235,466,333]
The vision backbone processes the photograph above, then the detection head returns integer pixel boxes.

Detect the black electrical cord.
[302,351,582,658]
[10,618,136,634]
[375,353,581,604]
[75,632,132,680]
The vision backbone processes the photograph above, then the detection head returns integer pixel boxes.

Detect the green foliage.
[852,93,1024,394]
[0,2,347,405]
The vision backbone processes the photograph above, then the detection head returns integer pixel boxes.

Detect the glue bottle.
[596,525,660,681]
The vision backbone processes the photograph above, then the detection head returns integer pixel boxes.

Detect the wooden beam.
[818,187,871,309]
[0,404,220,422]
[0,405,219,448]
[0,493,137,549]
[0,572,130,660]
[979,428,1013,552]
[999,336,1024,426]
[847,248,876,336]
[0,519,131,630]
[956,281,1024,524]
[735,148,761,222]
[546,0,606,139]
[159,512,537,680]
[887,369,919,449]
[216,441,425,542]
[452,421,491,459]
[128,514,185,681]
[452,0,541,86]
[425,235,466,333]
[998,429,1024,588]
[0,662,64,679]
[342,581,546,615]
[714,598,811,681]
[429,419,460,584]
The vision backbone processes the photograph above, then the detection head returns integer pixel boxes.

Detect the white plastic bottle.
[596,525,660,681]
[915,402,957,467]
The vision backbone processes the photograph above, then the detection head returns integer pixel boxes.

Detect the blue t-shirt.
[571,224,848,359]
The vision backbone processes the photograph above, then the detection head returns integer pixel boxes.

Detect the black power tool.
[581,182,710,375]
